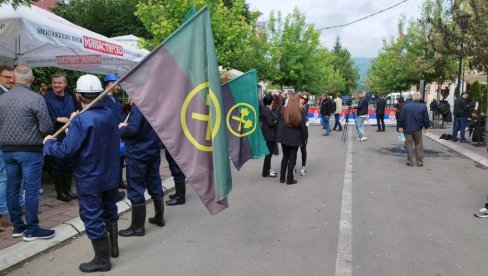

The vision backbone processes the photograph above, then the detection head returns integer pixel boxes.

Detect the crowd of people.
[0,64,188,272]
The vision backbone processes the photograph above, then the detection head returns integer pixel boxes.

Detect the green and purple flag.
[221,69,269,170]
[120,6,232,215]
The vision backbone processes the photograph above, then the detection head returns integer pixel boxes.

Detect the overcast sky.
[246,0,425,58]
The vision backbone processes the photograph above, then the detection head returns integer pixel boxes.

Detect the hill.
[353,57,372,91]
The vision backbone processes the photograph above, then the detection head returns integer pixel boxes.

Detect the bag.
[397,132,406,147]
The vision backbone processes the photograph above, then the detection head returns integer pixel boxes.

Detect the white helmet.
[76,74,103,93]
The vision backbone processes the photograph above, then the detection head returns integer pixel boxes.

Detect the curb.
[424,132,488,167]
[0,177,175,273]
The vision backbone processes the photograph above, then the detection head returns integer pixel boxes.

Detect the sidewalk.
[0,157,174,273]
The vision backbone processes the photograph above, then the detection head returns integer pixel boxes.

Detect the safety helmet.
[75,74,103,93]
[103,74,119,83]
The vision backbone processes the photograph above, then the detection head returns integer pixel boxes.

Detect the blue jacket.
[399,101,430,132]
[102,94,124,123]
[43,91,76,137]
[43,103,120,194]
[355,97,369,116]
[121,106,162,160]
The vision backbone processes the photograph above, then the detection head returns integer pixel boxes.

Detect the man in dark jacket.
[451,92,471,142]
[399,92,430,167]
[44,75,120,272]
[320,94,335,136]
[354,91,369,141]
[0,65,54,241]
[375,95,387,132]
[118,105,165,237]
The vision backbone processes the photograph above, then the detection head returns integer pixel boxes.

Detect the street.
[7,125,488,276]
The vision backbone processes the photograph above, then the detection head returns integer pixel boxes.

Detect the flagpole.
[51,82,120,138]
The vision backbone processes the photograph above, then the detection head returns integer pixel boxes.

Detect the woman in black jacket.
[261,93,278,177]
[276,94,308,185]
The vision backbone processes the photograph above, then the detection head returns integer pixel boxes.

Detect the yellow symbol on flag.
[181,82,221,152]
[226,103,257,138]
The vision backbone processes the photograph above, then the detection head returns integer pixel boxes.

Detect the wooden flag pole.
[123,113,130,124]
[51,81,121,138]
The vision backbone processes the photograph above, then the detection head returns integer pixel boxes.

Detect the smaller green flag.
[222,69,269,170]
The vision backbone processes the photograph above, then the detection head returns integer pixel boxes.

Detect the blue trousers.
[126,156,164,205]
[0,150,7,214]
[452,116,468,140]
[4,151,43,234]
[78,188,118,240]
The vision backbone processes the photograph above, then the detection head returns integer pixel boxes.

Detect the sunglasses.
[301,97,308,101]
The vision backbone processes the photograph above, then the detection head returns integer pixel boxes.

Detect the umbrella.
[0,4,149,76]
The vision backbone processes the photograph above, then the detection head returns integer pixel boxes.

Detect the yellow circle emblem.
[180,82,221,152]
[226,103,257,138]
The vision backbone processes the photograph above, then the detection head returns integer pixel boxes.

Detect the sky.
[246,0,426,58]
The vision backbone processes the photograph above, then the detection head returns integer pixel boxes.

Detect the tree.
[135,0,258,70]
[330,37,359,93]
[1,0,37,8]
[54,0,151,39]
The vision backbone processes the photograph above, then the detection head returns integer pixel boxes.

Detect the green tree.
[1,0,36,8]
[135,0,258,70]
[331,37,359,93]
[54,0,151,39]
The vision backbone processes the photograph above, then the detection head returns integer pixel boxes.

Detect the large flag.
[120,6,232,215]
[222,69,269,170]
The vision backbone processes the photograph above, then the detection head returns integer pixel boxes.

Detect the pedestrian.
[118,105,165,237]
[0,65,15,222]
[398,92,430,167]
[0,65,55,241]
[260,93,278,178]
[102,74,127,200]
[320,94,335,136]
[394,96,405,132]
[375,94,387,132]
[164,150,187,206]
[43,75,120,272]
[43,73,77,202]
[333,93,343,131]
[298,92,310,176]
[276,94,308,185]
[38,82,48,96]
[451,92,471,143]
[354,91,369,141]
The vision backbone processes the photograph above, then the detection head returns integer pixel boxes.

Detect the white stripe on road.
[335,127,353,276]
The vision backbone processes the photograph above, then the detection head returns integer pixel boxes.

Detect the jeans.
[334,114,342,129]
[356,116,366,137]
[4,151,43,234]
[452,116,468,140]
[321,116,331,134]
[0,150,7,214]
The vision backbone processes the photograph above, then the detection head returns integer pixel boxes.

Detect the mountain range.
[353,57,372,91]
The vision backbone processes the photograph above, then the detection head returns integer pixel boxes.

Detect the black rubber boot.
[148,198,165,227]
[119,204,146,237]
[63,173,78,200]
[166,180,186,205]
[54,175,70,202]
[79,236,111,273]
[106,222,119,258]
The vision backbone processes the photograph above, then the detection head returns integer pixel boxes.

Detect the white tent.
[0,4,149,75]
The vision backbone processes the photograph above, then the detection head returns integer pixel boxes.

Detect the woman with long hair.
[276,94,308,185]
[260,93,278,177]
[298,92,310,176]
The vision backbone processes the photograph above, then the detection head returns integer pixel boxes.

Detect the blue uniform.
[43,91,76,175]
[43,103,120,240]
[102,95,124,123]
[121,106,163,205]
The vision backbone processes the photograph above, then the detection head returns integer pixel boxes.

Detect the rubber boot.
[119,203,146,237]
[63,173,78,200]
[54,175,70,202]
[106,222,119,258]
[148,198,165,227]
[79,236,111,273]
[166,180,186,205]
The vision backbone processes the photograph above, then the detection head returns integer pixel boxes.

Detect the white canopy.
[0,4,149,75]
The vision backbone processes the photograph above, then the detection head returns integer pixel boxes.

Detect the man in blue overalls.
[43,75,120,273]
[118,105,165,237]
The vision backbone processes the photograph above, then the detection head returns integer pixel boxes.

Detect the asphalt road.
[7,125,488,276]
